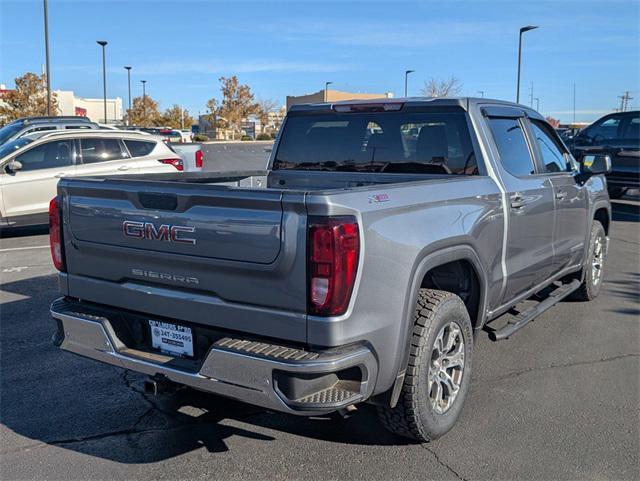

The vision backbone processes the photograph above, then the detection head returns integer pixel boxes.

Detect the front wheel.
[571,221,606,301]
[377,289,473,442]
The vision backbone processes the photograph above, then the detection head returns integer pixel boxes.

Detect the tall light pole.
[96,40,108,123]
[404,70,415,97]
[477,90,485,98]
[324,81,333,102]
[43,0,52,115]
[572,83,576,124]
[534,97,540,111]
[124,66,132,125]
[516,25,538,104]
[141,80,147,126]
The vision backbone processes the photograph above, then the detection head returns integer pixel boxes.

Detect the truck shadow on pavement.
[0,274,407,465]
[0,225,49,239]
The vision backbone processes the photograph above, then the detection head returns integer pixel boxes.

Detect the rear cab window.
[273,108,480,175]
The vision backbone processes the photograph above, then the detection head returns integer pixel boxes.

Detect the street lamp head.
[141,80,146,84]
[405,69,415,75]
[124,66,131,71]
[96,40,108,47]
[520,25,539,33]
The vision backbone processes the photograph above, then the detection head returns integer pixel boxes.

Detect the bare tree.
[205,76,259,140]
[420,76,463,98]
[256,98,277,134]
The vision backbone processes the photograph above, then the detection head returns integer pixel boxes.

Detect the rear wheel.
[571,221,606,301]
[377,289,473,442]
[607,186,628,199]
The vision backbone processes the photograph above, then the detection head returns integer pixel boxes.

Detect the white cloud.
[545,109,612,116]
[128,60,351,76]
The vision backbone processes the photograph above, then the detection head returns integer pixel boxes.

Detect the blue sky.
[1,0,638,122]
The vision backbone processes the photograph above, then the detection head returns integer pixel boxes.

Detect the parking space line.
[0,245,49,252]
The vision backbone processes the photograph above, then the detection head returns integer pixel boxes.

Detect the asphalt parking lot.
[0,196,638,480]
[201,141,272,172]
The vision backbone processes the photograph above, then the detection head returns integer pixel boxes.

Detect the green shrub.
[193,134,209,142]
[256,133,271,140]
[241,135,253,141]
[270,132,277,139]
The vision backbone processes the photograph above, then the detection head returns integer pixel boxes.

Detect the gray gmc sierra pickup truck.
[50,98,612,442]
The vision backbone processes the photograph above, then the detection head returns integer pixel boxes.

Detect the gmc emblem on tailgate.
[123,220,196,245]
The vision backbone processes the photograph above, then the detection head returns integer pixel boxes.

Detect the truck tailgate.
[58,177,308,341]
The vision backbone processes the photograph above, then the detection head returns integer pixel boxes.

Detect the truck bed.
[55,169,470,344]
[88,169,456,192]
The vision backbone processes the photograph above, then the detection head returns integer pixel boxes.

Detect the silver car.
[0,130,184,228]
[0,116,100,145]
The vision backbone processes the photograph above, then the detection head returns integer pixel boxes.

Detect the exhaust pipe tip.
[144,375,178,396]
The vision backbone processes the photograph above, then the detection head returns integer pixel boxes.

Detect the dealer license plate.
[149,320,193,357]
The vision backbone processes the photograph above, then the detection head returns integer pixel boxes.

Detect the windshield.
[0,137,33,159]
[273,110,478,175]
[0,122,24,145]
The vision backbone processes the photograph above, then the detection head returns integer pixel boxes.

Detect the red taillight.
[158,158,184,171]
[195,150,203,169]
[308,216,360,316]
[48,196,65,272]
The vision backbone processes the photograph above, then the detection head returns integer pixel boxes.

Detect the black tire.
[607,186,628,199]
[377,289,473,442]
[571,221,606,301]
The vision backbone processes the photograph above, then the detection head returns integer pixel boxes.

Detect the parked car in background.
[0,116,99,146]
[568,111,640,198]
[180,129,194,143]
[159,129,183,143]
[0,130,184,228]
[171,143,204,171]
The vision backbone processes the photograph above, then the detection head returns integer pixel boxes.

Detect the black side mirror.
[4,160,23,174]
[575,154,611,184]
[581,154,612,175]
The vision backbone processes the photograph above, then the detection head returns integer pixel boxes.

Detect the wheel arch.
[376,245,489,408]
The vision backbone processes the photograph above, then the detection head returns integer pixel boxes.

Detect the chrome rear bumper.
[51,298,377,415]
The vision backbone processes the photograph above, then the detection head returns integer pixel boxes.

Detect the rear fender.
[385,245,488,407]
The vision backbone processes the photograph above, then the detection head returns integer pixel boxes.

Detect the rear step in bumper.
[50,298,377,415]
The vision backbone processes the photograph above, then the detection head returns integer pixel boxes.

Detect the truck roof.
[288,97,543,118]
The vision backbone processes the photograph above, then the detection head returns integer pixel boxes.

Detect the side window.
[80,138,130,164]
[487,117,535,176]
[584,116,622,141]
[65,125,93,130]
[124,140,156,157]
[14,140,74,171]
[530,120,570,173]
[622,115,640,140]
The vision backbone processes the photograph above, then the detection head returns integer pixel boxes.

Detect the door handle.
[555,191,568,200]
[117,165,131,171]
[510,193,526,209]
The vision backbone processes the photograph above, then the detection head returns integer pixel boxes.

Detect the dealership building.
[286,89,393,110]
[0,84,123,124]
[54,90,123,124]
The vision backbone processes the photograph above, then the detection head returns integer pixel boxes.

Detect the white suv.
[0,130,184,228]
